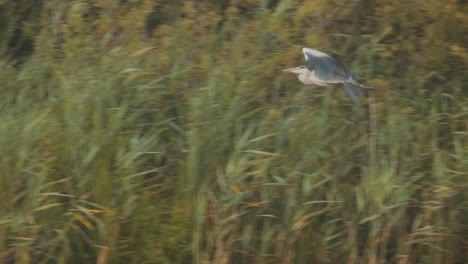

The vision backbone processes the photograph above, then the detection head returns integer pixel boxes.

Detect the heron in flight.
[283,48,373,105]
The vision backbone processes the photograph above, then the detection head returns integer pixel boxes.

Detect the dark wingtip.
[342,84,361,105]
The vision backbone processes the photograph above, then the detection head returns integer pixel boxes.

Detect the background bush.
[0,0,466,263]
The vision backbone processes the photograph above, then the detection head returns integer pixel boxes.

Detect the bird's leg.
[356,83,377,90]
[324,80,376,90]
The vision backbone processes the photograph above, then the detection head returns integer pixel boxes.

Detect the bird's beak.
[282,68,295,72]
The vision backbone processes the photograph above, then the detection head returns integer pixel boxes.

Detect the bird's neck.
[299,70,330,86]
[298,70,316,84]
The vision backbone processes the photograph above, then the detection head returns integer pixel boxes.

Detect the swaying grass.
[0,1,466,263]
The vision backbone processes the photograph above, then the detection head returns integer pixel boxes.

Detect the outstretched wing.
[342,84,361,105]
[303,48,361,105]
[302,48,354,82]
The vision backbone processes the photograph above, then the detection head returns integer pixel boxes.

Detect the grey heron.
[283,47,373,105]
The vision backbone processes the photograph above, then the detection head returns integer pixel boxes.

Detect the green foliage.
[0,0,466,263]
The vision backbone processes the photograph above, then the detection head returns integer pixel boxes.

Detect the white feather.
[302,47,329,60]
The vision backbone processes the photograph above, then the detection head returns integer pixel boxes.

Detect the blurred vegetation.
[0,0,467,263]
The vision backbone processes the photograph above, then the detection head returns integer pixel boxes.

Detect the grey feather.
[302,48,353,82]
[284,48,363,104]
[342,84,361,105]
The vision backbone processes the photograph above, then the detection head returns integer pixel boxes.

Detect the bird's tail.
[342,84,361,105]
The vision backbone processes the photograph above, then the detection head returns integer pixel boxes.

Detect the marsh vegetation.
[0,1,466,263]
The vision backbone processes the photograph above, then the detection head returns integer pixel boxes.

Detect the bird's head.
[282,66,310,75]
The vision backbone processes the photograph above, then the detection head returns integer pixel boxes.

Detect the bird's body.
[283,47,371,105]
[297,69,329,86]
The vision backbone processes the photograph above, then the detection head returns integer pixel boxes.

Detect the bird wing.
[303,48,362,104]
[302,48,354,82]
[342,84,361,105]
